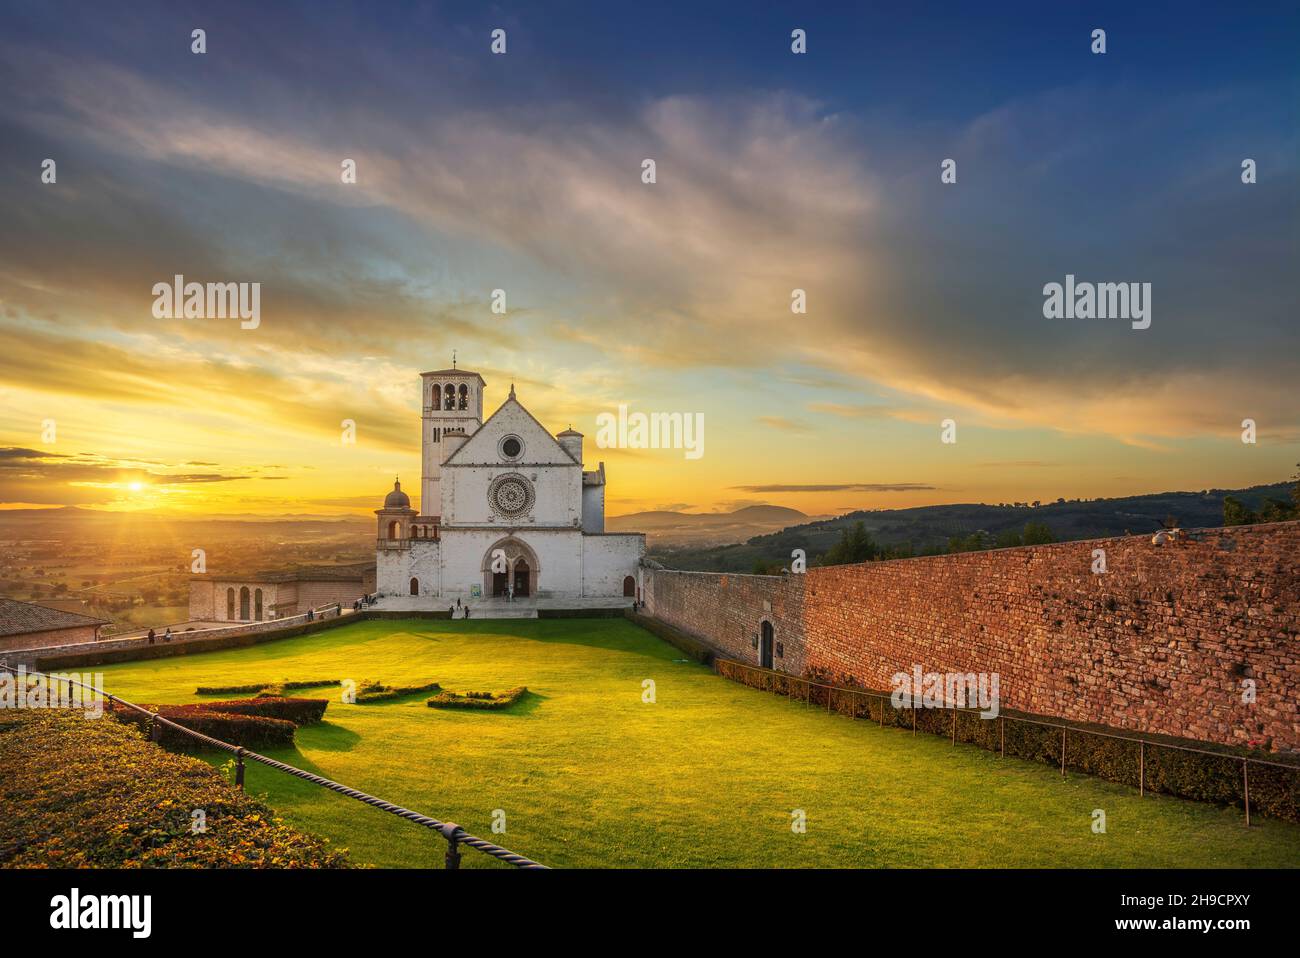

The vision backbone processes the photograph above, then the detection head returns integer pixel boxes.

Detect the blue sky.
[0,0,1296,515]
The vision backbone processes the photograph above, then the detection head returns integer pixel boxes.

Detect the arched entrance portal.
[622,575,635,597]
[760,620,774,669]
[481,537,540,599]
[410,577,419,596]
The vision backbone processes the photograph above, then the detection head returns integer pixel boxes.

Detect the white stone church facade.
[374,367,645,605]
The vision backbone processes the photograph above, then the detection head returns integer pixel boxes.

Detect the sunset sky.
[1,1,1296,518]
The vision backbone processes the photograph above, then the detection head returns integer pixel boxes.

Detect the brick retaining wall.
[644,522,1300,752]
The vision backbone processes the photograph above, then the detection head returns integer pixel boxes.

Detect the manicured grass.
[92,618,1300,869]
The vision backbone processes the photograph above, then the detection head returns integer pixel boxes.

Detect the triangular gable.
[443,396,579,466]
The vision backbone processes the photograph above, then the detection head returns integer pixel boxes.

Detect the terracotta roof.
[0,597,109,638]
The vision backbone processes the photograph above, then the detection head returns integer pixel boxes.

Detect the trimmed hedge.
[112,705,298,749]
[717,659,1300,824]
[355,681,442,704]
[537,607,625,619]
[0,710,348,868]
[183,697,329,726]
[626,611,715,664]
[427,687,527,710]
[110,696,329,749]
[196,679,340,695]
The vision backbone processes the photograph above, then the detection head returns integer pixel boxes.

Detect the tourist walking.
[147,628,155,645]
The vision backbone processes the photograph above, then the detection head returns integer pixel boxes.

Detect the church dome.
[384,479,410,510]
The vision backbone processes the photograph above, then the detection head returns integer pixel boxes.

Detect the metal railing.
[715,658,1299,827]
[0,664,547,869]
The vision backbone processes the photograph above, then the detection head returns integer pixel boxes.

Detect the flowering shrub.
[0,710,349,868]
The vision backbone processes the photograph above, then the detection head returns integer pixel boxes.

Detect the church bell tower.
[419,365,485,519]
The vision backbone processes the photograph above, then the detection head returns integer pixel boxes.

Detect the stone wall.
[0,624,101,654]
[644,522,1300,751]
[0,607,351,670]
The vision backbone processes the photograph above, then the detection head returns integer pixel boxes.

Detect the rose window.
[489,475,534,516]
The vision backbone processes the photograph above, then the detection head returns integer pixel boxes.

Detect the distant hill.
[0,507,371,538]
[649,482,1296,572]
[608,505,818,546]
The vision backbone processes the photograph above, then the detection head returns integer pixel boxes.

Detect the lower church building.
[374,366,645,604]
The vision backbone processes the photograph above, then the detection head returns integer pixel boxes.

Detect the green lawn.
[92,618,1300,868]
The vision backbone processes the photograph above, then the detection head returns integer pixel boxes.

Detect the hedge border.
[427,687,528,710]
[715,659,1300,824]
[625,611,715,664]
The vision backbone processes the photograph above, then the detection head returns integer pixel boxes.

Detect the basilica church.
[374,366,645,605]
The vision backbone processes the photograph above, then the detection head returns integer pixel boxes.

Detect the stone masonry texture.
[644,522,1300,752]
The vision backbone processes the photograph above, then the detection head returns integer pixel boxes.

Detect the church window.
[239,586,250,621]
[432,427,440,443]
[429,383,440,407]
[388,520,400,539]
[458,383,469,409]
[410,577,419,596]
[255,588,264,621]
[444,384,455,410]
[501,435,522,459]
[488,473,535,516]
[226,588,235,620]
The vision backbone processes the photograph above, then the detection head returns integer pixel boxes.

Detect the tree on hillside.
[1224,471,1297,526]
[818,521,881,566]
[1022,521,1055,545]
[947,530,992,553]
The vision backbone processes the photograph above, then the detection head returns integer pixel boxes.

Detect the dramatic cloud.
[0,2,1294,516]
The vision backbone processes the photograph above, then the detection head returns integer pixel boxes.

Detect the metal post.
[1139,741,1144,796]
[235,749,246,790]
[1061,728,1067,776]
[440,823,463,869]
[149,718,161,743]
[1243,760,1251,828]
